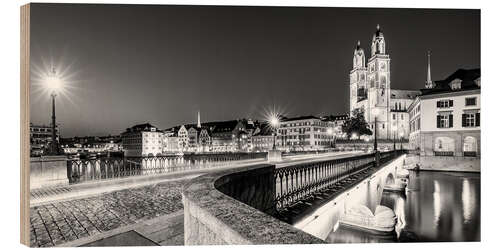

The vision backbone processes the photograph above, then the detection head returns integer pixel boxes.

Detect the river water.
[326,171,480,243]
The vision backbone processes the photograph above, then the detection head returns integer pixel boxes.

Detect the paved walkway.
[30,179,187,247]
[29,151,362,247]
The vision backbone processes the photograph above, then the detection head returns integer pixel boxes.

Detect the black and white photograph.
[19,2,481,247]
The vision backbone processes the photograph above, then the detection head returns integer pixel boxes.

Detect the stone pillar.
[267,150,282,162]
[30,155,69,189]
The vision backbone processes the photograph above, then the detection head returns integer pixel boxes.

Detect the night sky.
[29,4,480,137]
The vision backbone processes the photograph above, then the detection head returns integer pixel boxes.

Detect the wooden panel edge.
[20,3,30,247]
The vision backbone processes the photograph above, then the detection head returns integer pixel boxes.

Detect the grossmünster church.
[349,25,419,140]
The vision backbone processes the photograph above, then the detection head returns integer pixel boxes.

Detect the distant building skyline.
[28,4,480,137]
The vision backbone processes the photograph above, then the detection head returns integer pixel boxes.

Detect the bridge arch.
[385,172,395,186]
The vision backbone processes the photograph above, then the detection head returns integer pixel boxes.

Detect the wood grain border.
[20,3,30,246]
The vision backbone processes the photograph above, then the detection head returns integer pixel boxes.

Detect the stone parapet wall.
[30,155,69,189]
[182,164,324,245]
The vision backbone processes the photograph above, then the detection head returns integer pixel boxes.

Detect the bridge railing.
[274,150,405,212]
[67,152,267,184]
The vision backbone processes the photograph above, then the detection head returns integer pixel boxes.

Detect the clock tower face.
[380,62,386,71]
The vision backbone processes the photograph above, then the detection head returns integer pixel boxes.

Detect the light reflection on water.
[326,171,480,243]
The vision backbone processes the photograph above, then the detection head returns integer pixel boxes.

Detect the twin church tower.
[349,25,420,140]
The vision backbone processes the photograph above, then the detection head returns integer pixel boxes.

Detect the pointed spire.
[425,51,433,88]
[197,111,201,128]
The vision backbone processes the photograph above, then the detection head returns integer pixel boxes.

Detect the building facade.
[163,114,256,153]
[277,116,336,151]
[121,123,163,157]
[408,68,480,157]
[349,25,418,140]
[30,123,60,156]
[250,124,274,152]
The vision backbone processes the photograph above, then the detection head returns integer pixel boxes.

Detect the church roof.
[354,41,364,53]
[390,89,420,99]
[373,24,384,39]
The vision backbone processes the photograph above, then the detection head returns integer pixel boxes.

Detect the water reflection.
[327,171,480,243]
[433,180,441,227]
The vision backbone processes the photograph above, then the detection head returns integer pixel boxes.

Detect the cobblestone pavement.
[29,179,187,247]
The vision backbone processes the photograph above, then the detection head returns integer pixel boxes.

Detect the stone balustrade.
[182,164,325,245]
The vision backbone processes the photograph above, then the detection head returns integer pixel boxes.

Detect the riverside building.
[408,68,480,157]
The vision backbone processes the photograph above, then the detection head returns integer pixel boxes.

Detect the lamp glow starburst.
[30,52,83,155]
[262,106,284,150]
[45,68,63,93]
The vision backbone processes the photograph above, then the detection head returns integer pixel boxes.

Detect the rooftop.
[281,115,321,122]
[421,68,480,96]
[391,89,420,99]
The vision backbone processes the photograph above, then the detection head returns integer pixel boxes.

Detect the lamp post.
[400,131,404,150]
[45,67,63,155]
[327,127,334,149]
[270,116,280,150]
[392,126,397,151]
[373,109,380,166]
[373,109,379,152]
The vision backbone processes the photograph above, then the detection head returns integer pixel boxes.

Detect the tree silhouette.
[342,108,373,139]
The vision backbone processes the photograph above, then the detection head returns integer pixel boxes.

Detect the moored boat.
[396,169,410,178]
[384,178,408,192]
[338,205,397,235]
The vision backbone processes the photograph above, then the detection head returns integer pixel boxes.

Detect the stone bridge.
[182,153,407,244]
[293,154,406,239]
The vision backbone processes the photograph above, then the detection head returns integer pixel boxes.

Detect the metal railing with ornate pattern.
[67,152,267,183]
[273,150,405,212]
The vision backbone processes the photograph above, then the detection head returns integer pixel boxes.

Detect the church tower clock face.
[380,62,386,71]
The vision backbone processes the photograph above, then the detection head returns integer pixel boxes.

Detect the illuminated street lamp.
[45,67,63,155]
[269,116,280,150]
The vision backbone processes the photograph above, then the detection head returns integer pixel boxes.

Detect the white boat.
[396,169,410,178]
[384,179,408,192]
[338,205,397,235]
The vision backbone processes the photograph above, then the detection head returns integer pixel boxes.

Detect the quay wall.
[293,155,407,240]
[182,164,324,245]
[406,155,480,172]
